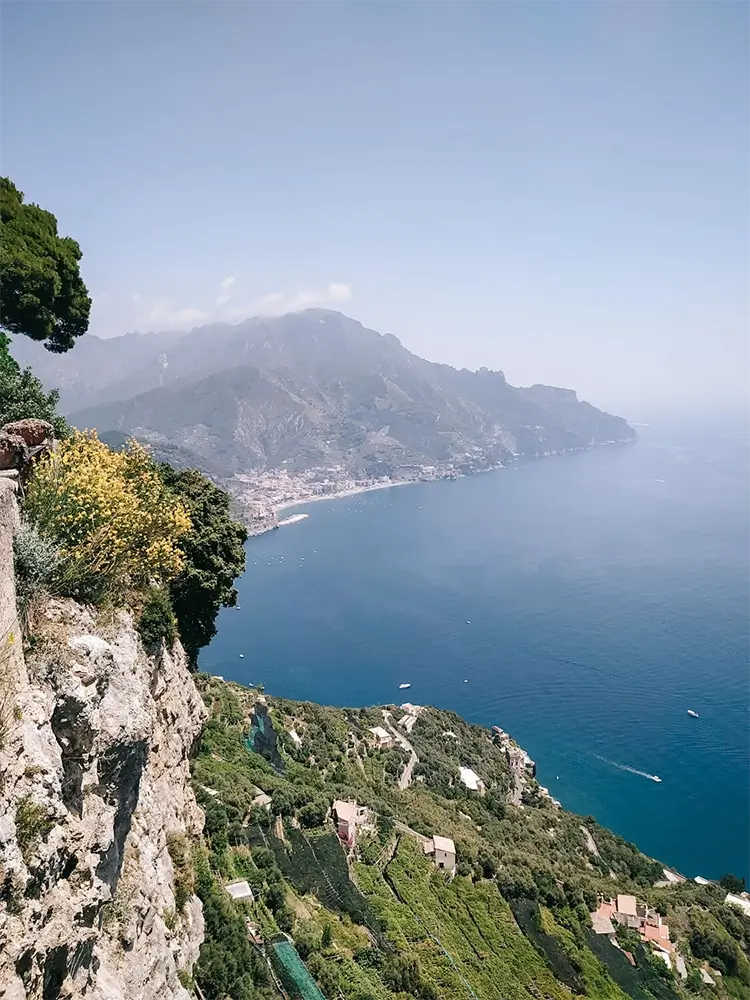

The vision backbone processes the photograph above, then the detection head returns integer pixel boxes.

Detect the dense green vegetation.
[137,586,178,648]
[156,464,248,665]
[0,177,91,353]
[0,331,69,436]
[188,677,750,1000]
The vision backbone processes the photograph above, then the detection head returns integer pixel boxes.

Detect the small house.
[423,835,456,874]
[459,766,485,794]
[252,790,273,811]
[726,893,750,918]
[225,880,254,902]
[368,726,393,749]
[332,799,368,846]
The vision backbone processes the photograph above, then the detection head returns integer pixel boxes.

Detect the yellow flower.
[24,430,192,601]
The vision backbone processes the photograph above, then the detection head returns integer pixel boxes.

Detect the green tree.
[0,333,69,436]
[720,873,746,895]
[157,465,247,665]
[298,797,328,829]
[0,178,91,353]
[137,587,177,648]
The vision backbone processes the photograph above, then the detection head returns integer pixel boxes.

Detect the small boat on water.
[652,776,662,783]
[399,683,411,690]
[687,709,699,718]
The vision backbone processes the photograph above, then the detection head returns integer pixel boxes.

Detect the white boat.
[399,683,411,690]
[687,709,699,718]
[652,776,662,783]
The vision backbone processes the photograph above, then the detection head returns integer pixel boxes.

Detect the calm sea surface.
[201,419,750,881]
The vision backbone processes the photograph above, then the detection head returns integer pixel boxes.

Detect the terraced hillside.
[188,677,750,1000]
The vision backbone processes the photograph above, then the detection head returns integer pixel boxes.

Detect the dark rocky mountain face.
[10,310,635,476]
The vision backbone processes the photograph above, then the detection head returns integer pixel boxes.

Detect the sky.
[1,1,748,417]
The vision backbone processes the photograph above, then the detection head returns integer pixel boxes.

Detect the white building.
[225,880,254,901]
[423,835,457,874]
[459,766,485,793]
[251,790,272,811]
[726,893,750,918]
[368,726,394,749]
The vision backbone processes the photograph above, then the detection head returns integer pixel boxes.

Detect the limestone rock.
[0,586,207,999]
[0,431,28,470]
[1,419,54,449]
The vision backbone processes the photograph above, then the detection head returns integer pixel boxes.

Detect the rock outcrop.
[0,489,206,1000]
[2,420,54,450]
[0,419,54,472]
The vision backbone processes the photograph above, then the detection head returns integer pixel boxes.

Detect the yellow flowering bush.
[24,431,191,602]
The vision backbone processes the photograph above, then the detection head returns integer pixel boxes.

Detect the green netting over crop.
[271,939,327,1000]
[245,703,284,771]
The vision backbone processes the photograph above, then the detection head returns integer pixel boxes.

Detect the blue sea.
[201,419,750,882]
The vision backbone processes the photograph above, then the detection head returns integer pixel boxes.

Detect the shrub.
[12,522,60,625]
[138,588,177,649]
[15,796,54,864]
[167,833,195,912]
[24,431,191,603]
[176,969,193,991]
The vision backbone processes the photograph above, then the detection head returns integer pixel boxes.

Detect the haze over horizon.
[1,2,748,417]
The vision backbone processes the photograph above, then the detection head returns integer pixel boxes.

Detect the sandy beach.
[273,478,418,512]
[276,512,310,526]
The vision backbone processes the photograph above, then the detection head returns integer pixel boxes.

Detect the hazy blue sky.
[2,2,748,415]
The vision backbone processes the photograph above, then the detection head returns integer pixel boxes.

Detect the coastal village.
[590,893,687,979]
[230,461,489,535]
[589,886,750,986]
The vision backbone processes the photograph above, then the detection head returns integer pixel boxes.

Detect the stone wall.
[0,489,206,1000]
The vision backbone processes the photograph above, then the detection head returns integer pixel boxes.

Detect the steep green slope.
[188,677,750,1000]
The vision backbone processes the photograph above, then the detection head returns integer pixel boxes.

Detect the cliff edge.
[0,487,206,1000]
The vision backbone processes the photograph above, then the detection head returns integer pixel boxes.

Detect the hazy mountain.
[10,310,635,477]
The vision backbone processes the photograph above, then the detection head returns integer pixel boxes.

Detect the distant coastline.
[273,477,419,513]
[238,437,637,536]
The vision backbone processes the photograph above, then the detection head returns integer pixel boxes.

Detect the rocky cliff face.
[0,490,206,1000]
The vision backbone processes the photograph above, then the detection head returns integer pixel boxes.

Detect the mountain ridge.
[10,309,636,480]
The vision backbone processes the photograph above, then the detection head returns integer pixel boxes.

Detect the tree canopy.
[0,177,91,353]
[157,465,248,665]
[0,332,69,437]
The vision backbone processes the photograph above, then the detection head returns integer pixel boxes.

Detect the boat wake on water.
[594,755,662,783]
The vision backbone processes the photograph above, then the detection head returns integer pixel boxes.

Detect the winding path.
[382,710,418,790]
